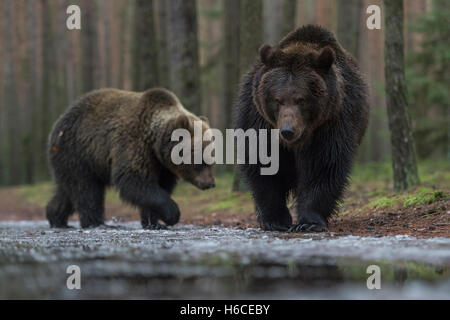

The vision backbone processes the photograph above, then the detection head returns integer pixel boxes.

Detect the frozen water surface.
[0,221,448,299]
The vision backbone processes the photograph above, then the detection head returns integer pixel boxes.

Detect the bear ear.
[316,46,335,71]
[259,44,273,66]
[173,114,191,130]
[199,115,209,124]
[259,44,285,67]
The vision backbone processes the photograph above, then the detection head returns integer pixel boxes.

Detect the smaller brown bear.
[46,88,215,229]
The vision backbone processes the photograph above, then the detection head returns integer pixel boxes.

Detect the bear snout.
[196,180,216,190]
[280,125,295,141]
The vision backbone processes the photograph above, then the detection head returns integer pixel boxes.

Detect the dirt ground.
[0,183,448,238]
[180,197,449,238]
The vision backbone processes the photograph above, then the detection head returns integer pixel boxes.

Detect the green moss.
[403,188,447,207]
[367,196,402,209]
[366,186,447,211]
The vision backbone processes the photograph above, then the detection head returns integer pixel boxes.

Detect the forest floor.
[0,161,448,238]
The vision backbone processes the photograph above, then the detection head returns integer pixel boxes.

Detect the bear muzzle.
[277,106,304,145]
[280,125,295,141]
[192,168,216,190]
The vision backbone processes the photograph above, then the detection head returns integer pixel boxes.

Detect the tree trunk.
[25,0,40,184]
[101,0,112,87]
[81,0,98,93]
[384,0,420,191]
[156,0,170,89]
[263,0,282,44]
[223,0,241,129]
[37,0,55,181]
[232,0,263,192]
[281,0,297,37]
[167,0,201,113]
[2,0,22,185]
[239,0,263,73]
[133,0,159,91]
[118,1,129,89]
[337,0,362,58]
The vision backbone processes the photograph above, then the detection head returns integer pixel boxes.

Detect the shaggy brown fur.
[46,88,214,229]
[234,25,369,232]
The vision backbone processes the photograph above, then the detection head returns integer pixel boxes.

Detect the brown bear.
[234,25,369,232]
[46,88,215,229]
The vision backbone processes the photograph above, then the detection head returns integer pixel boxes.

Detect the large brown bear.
[46,88,215,229]
[234,25,369,232]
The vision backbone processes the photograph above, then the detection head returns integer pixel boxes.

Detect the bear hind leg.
[46,187,75,228]
[74,179,106,228]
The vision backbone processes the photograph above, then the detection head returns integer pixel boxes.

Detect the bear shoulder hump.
[140,88,179,110]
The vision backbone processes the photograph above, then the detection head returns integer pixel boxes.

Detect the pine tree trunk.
[384,0,420,191]
[281,0,297,37]
[118,1,131,89]
[81,0,98,93]
[239,0,263,73]
[25,0,39,184]
[38,0,54,181]
[133,0,159,91]
[223,0,241,129]
[232,0,263,192]
[2,0,21,185]
[337,0,362,58]
[101,0,112,87]
[167,0,201,113]
[156,0,170,89]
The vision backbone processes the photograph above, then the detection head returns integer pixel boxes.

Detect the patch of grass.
[205,192,252,213]
[18,182,53,207]
[18,182,124,207]
[419,161,450,186]
[352,160,450,189]
[365,186,447,211]
[351,162,393,183]
[365,188,388,198]
[367,196,402,209]
[172,171,254,215]
[403,187,447,207]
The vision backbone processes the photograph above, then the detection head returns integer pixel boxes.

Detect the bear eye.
[274,98,282,105]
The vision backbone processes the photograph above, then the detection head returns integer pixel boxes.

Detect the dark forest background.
[0,0,448,187]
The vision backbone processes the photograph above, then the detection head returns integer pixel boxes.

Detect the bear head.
[254,43,342,148]
[165,114,216,191]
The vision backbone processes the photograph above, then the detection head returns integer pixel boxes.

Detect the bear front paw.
[160,200,180,226]
[144,222,168,230]
[260,221,292,232]
[289,223,328,232]
[290,213,328,232]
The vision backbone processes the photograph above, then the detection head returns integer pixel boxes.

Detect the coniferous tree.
[384,0,420,190]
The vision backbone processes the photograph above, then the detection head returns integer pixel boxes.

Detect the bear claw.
[144,223,168,230]
[260,222,291,232]
[289,223,328,233]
